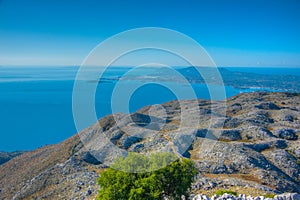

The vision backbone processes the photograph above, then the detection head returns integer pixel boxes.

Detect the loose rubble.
[191,193,300,200]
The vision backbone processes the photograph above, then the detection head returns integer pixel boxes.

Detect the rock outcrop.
[191,193,300,200]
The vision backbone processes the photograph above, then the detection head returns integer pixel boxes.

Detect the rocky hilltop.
[0,92,299,200]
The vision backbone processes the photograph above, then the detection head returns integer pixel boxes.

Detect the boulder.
[284,115,294,122]
[81,152,101,165]
[224,117,242,128]
[275,129,298,140]
[249,139,287,152]
[122,136,143,149]
[219,130,242,141]
[255,102,281,110]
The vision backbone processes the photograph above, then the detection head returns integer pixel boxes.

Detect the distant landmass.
[115,67,300,93]
[0,92,299,199]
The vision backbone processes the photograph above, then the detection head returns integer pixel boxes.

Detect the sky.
[0,0,299,67]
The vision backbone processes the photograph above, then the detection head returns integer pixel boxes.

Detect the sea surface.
[0,66,299,151]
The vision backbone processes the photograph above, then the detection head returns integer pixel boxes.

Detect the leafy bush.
[96,152,197,200]
[215,189,238,196]
[264,193,276,198]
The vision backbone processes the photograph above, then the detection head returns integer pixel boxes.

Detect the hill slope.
[0,92,299,199]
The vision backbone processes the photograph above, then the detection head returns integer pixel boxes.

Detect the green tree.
[97,152,197,200]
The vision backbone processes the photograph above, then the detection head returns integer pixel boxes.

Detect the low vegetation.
[215,189,238,196]
[97,152,197,200]
[264,193,276,198]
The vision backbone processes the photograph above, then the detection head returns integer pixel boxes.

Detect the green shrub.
[215,189,238,196]
[96,152,197,200]
[264,193,276,198]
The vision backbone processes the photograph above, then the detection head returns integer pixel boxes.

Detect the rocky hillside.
[0,92,299,200]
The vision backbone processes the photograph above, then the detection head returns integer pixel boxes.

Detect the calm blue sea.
[0,66,299,151]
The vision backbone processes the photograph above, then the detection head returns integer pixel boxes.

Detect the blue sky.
[0,0,299,67]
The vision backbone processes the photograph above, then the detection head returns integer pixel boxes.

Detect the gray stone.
[85,188,92,196]
[212,195,219,200]
[258,128,275,138]
[275,129,298,140]
[274,193,300,200]
[249,139,287,152]
[294,148,300,158]
[284,115,294,122]
[81,152,101,165]
[229,103,242,114]
[248,111,274,125]
[122,136,143,149]
[224,118,242,128]
[255,102,281,110]
[219,130,242,141]
[110,131,124,144]
[196,129,209,138]
[192,194,211,200]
